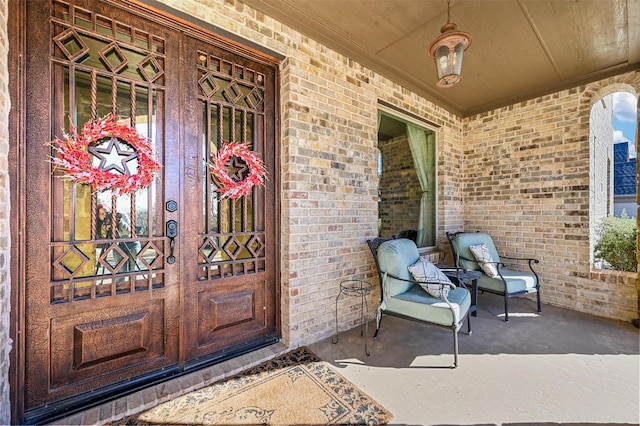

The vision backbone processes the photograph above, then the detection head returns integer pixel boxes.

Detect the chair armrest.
[501,255,539,263]
[458,252,539,272]
[499,256,540,273]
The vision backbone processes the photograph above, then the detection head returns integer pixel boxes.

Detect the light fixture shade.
[428,23,472,88]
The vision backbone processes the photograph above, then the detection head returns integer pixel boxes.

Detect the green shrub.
[594,210,637,272]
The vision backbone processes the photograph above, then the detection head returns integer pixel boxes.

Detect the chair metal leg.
[452,327,459,368]
[374,307,383,338]
[537,290,542,313]
[504,294,509,321]
[373,324,381,338]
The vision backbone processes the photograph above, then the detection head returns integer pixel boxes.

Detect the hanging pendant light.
[427,0,472,88]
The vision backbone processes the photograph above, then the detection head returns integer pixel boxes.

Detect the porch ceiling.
[241,0,640,117]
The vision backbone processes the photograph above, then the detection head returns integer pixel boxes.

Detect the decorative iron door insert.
[181,37,277,364]
[18,0,278,420]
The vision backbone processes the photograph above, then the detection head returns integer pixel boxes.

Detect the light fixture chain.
[447,0,451,24]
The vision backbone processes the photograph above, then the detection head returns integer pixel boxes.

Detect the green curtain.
[406,123,432,247]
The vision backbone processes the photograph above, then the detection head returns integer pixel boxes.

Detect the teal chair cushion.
[450,232,539,296]
[376,238,471,326]
[450,232,500,271]
[377,238,420,297]
[389,286,471,326]
[476,269,538,294]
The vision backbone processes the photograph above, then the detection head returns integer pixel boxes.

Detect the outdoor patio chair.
[367,237,472,368]
[446,231,541,321]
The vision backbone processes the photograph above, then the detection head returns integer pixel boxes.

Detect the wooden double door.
[13,0,279,422]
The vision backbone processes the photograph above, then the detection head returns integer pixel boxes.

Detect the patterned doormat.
[111,347,392,425]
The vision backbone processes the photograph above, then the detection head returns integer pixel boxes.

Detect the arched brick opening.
[581,73,640,325]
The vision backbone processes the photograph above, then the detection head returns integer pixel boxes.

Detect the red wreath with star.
[50,114,161,195]
[208,142,267,199]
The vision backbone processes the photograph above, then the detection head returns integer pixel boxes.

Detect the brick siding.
[157,0,637,345]
[463,76,639,321]
[158,0,466,346]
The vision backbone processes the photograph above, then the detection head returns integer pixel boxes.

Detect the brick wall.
[157,0,464,346]
[379,135,422,238]
[0,0,11,422]
[278,45,464,345]
[463,74,640,321]
[155,1,637,347]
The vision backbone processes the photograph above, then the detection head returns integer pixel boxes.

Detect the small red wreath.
[209,142,267,199]
[50,114,161,195]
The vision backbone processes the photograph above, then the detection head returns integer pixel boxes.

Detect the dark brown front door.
[17,0,278,421]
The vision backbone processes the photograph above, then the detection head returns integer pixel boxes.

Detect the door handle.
[166,220,178,264]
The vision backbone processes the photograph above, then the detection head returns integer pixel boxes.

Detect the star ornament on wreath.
[50,114,161,195]
[208,142,267,200]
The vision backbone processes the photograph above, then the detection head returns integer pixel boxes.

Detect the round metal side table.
[332,279,372,356]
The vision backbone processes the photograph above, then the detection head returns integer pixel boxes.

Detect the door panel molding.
[50,300,166,390]
[196,280,267,348]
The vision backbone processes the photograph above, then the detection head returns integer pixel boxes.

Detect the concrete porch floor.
[53,293,639,426]
[308,292,640,426]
